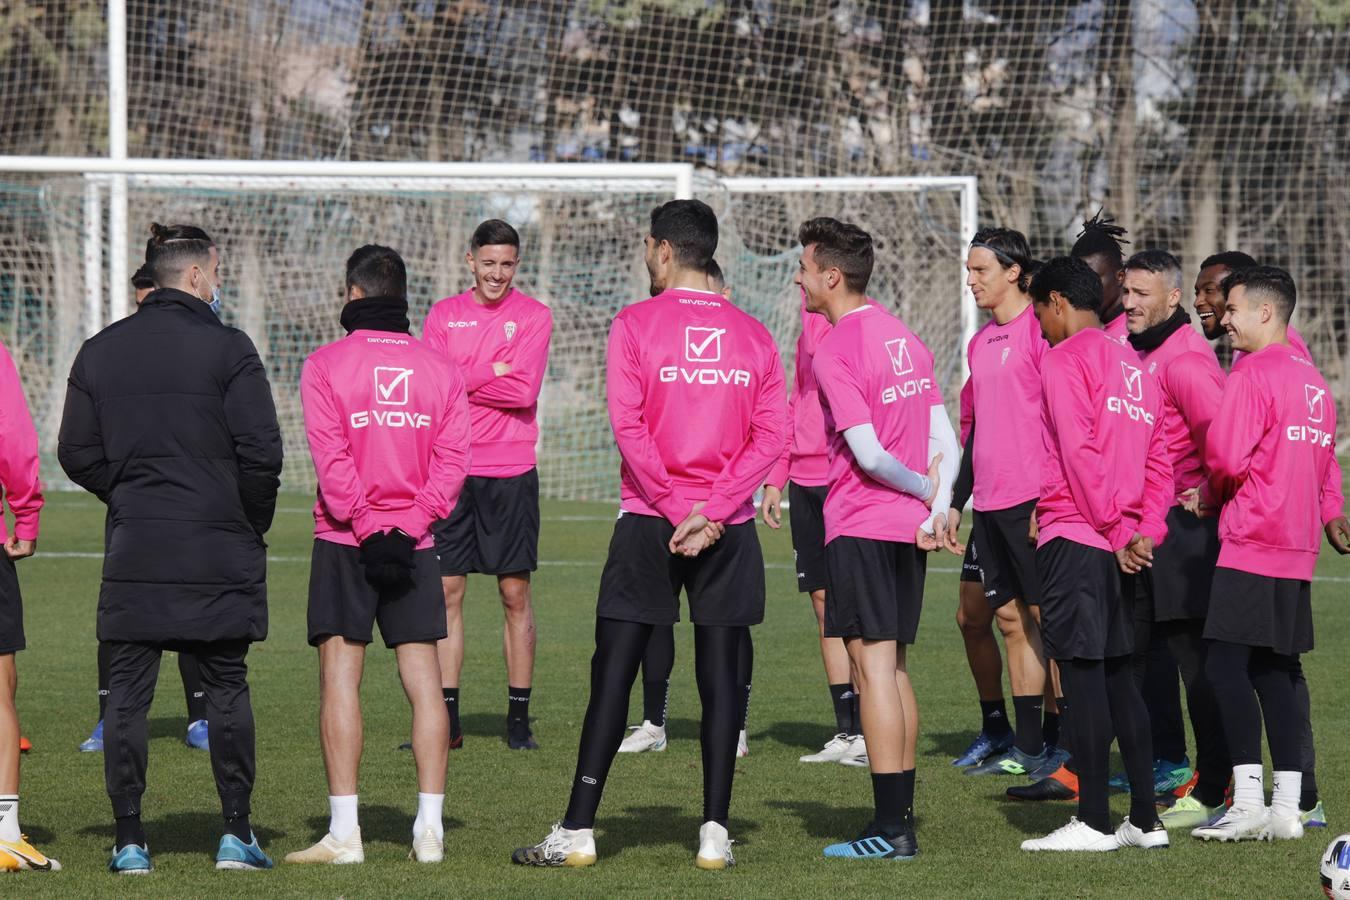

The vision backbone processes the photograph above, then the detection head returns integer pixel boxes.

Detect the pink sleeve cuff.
[765,459,790,491]
[700,495,737,524]
[654,492,694,527]
[351,508,379,544]
[465,363,498,392]
[1106,522,1133,553]
[11,516,39,542]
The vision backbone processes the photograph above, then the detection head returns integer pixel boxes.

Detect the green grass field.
[9,491,1348,897]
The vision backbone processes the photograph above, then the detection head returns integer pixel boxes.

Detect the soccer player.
[286,245,470,865]
[1070,210,1130,339]
[81,263,210,755]
[1020,255,1170,853]
[0,335,60,872]
[422,219,553,751]
[58,223,283,873]
[758,279,866,768]
[803,217,957,860]
[1191,266,1349,842]
[512,200,786,870]
[952,228,1058,779]
[1110,249,1231,828]
[619,259,755,759]
[1193,251,1256,341]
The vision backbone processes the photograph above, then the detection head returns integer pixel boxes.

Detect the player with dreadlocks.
[1070,210,1130,340]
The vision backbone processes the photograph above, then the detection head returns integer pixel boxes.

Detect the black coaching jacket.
[57,289,283,644]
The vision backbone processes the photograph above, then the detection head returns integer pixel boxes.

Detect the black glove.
[359,528,417,588]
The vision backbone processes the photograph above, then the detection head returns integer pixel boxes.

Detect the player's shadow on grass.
[925,729,986,761]
[752,720,834,752]
[304,806,465,846]
[766,800,878,840]
[147,716,191,741]
[457,712,513,742]
[597,805,760,858]
[78,812,285,854]
[995,797,1074,836]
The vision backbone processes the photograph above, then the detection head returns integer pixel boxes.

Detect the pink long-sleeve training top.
[422,287,552,477]
[1205,341,1342,582]
[302,329,471,549]
[606,287,787,526]
[813,303,942,545]
[0,340,42,542]
[1036,328,1172,553]
[765,292,832,490]
[1133,324,1227,503]
[965,303,1048,511]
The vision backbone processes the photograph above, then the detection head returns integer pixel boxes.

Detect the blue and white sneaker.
[1028,745,1072,781]
[951,730,1014,768]
[109,843,153,875]
[963,745,1049,777]
[1108,756,1191,794]
[823,823,918,860]
[215,832,274,870]
[185,719,210,751]
[80,719,105,753]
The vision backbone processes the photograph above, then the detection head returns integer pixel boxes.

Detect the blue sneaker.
[951,730,1014,767]
[1027,745,1071,781]
[185,719,209,751]
[823,824,917,860]
[80,720,105,753]
[1108,756,1191,794]
[215,832,274,871]
[109,843,153,875]
[963,745,1048,776]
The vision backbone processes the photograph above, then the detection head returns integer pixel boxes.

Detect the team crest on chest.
[504,321,517,341]
[1000,347,1010,366]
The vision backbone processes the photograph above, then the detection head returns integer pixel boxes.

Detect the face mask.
[195,267,222,317]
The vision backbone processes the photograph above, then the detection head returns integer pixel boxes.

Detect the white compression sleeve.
[842,423,932,499]
[920,404,960,534]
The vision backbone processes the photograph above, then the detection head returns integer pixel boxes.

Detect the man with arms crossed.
[512,200,785,869]
[805,217,957,860]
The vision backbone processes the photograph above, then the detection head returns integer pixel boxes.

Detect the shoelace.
[541,825,575,857]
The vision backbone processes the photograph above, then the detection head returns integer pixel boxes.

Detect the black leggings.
[565,618,748,829]
[1205,641,1300,771]
[1133,618,1230,806]
[640,624,753,730]
[1058,655,1155,834]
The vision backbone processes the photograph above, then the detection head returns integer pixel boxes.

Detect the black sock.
[442,688,461,739]
[642,679,669,727]
[829,683,854,734]
[871,772,905,832]
[223,814,252,842]
[900,768,916,827]
[1012,694,1045,756]
[115,814,147,849]
[980,699,1011,738]
[1043,711,1061,748]
[1301,773,1319,812]
[508,686,531,736]
[849,688,861,736]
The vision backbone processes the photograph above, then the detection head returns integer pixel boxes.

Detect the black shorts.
[1204,567,1313,656]
[824,537,927,643]
[1139,507,1220,622]
[788,482,829,593]
[1037,538,1134,661]
[596,513,765,627]
[972,499,1041,608]
[0,555,23,654]
[307,539,447,648]
[960,537,983,584]
[433,470,540,576]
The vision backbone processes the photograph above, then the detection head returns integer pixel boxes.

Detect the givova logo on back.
[1106,361,1154,424]
[1288,383,1331,446]
[659,325,750,386]
[880,336,931,405]
[351,366,431,429]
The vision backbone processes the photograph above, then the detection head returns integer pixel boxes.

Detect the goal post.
[0,159,975,498]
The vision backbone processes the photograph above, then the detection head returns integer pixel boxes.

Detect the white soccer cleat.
[409,828,443,863]
[736,729,749,758]
[1021,817,1118,852]
[283,827,365,865]
[800,733,858,764]
[1192,804,1270,842]
[695,820,736,870]
[1115,818,1170,850]
[511,823,597,867]
[1262,813,1305,842]
[838,734,870,767]
[618,721,667,754]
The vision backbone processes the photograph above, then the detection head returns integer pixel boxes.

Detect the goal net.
[0,169,974,499]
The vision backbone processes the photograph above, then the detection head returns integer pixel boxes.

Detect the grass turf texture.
[10,491,1347,898]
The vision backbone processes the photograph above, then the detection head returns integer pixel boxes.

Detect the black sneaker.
[508,729,540,750]
[1007,767,1078,802]
[822,821,918,860]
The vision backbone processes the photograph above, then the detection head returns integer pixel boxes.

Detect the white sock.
[1271,770,1302,819]
[413,792,444,842]
[0,795,19,842]
[329,794,358,843]
[1232,764,1264,810]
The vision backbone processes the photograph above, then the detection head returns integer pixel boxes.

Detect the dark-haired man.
[59,223,283,873]
[513,200,785,870]
[1191,266,1348,843]
[287,245,470,865]
[1021,255,1170,853]
[422,219,553,751]
[1193,252,1256,341]
[803,217,957,860]
[1071,211,1131,339]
